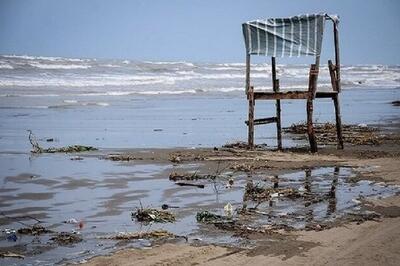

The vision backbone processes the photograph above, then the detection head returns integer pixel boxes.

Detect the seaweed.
[169,171,216,181]
[244,181,302,202]
[283,122,383,145]
[28,130,97,153]
[103,230,175,240]
[132,208,176,223]
[196,211,229,223]
[50,232,82,245]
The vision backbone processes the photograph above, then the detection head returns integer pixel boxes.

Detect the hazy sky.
[0,0,399,64]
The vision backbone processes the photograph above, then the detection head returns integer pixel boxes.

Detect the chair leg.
[247,87,254,149]
[276,99,282,150]
[307,99,318,153]
[333,95,344,149]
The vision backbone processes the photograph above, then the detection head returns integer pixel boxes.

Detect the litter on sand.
[132,208,176,223]
[0,251,25,259]
[50,232,82,245]
[102,230,175,240]
[17,225,53,235]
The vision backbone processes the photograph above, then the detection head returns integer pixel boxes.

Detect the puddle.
[0,154,399,265]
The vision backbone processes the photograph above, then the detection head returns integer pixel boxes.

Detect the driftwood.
[175,182,205,189]
[0,252,24,259]
[169,171,216,181]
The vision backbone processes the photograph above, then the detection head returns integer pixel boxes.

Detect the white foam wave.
[63,100,78,103]
[0,63,13,69]
[2,54,87,62]
[100,64,120,68]
[29,62,91,69]
[144,61,195,67]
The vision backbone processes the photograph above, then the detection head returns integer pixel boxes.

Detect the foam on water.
[0,55,399,98]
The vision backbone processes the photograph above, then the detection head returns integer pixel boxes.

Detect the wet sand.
[83,145,400,266]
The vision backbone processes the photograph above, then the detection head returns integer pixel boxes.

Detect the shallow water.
[0,154,398,265]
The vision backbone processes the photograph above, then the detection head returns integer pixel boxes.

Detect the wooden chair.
[243,14,343,152]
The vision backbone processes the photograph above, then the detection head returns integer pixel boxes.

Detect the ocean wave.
[28,62,91,69]
[144,61,195,67]
[0,63,13,69]
[100,64,121,68]
[2,54,87,62]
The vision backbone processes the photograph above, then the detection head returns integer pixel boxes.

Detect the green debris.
[103,230,175,240]
[28,130,97,153]
[283,122,383,145]
[17,224,53,235]
[196,211,227,223]
[169,171,216,181]
[50,232,82,245]
[132,208,176,223]
[244,181,302,202]
[39,145,97,153]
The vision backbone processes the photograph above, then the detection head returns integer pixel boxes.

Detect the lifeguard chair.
[242,13,343,152]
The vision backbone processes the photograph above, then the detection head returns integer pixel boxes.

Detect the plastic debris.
[64,218,78,224]
[224,203,233,217]
[161,204,179,210]
[4,229,17,242]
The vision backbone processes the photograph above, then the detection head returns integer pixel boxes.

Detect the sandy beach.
[1,56,400,265]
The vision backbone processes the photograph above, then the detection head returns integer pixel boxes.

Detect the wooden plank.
[245,117,277,125]
[247,86,254,149]
[315,91,338,98]
[254,91,310,100]
[333,94,344,149]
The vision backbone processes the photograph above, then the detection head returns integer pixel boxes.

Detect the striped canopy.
[242,14,338,57]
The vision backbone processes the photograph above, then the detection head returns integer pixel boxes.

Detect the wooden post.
[333,21,341,92]
[271,57,282,150]
[328,60,338,92]
[329,60,344,149]
[245,53,251,95]
[307,64,318,153]
[248,86,254,149]
[333,95,344,149]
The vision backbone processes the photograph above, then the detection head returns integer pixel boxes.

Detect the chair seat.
[252,90,338,100]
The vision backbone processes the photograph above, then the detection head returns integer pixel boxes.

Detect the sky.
[0,0,399,65]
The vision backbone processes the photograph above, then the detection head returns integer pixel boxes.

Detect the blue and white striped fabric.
[242,14,337,57]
